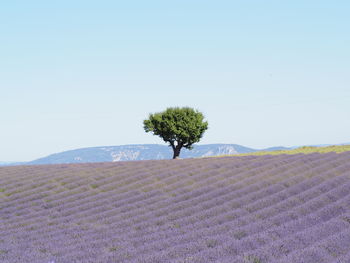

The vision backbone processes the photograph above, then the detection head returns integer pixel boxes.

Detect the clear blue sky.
[1,1,349,161]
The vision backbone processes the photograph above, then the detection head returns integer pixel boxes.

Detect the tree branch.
[169,140,175,150]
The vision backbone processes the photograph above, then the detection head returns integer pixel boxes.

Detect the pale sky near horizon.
[1,1,349,161]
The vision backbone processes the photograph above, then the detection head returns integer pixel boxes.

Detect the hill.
[233,144,350,156]
[3,144,349,166]
[0,152,350,262]
[26,144,285,165]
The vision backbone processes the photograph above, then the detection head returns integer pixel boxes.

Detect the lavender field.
[1,152,350,263]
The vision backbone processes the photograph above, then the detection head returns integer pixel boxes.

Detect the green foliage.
[144,107,208,158]
[108,246,119,252]
[244,255,263,263]
[90,184,98,189]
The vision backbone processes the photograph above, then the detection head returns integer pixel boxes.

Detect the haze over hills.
[27,144,270,165]
[0,144,290,166]
[2,143,348,166]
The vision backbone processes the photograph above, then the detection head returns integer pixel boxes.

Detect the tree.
[143,107,208,159]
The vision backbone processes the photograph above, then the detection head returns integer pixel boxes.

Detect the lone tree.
[143,107,208,159]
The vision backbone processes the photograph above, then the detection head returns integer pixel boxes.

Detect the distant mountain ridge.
[5,143,348,166]
[28,144,259,165]
[0,144,290,166]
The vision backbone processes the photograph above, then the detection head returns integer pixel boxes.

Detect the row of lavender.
[0,152,350,262]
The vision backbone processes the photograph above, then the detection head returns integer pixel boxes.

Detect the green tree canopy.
[143,107,208,159]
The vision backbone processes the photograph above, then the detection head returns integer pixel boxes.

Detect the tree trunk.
[172,145,182,159]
